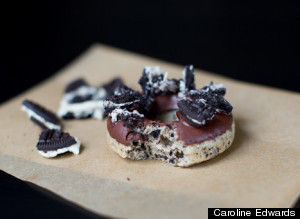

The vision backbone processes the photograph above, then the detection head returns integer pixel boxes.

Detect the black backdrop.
[1,0,299,104]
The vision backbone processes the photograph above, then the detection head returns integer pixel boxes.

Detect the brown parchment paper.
[1,44,300,218]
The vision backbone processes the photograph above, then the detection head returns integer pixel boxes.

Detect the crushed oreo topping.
[104,85,144,116]
[139,66,164,95]
[110,108,144,129]
[37,129,77,151]
[189,89,232,115]
[177,80,232,127]
[22,99,60,129]
[109,85,141,104]
[202,82,226,96]
[104,66,233,129]
[138,66,179,98]
[101,77,124,98]
[140,94,154,113]
[178,98,216,127]
[179,65,195,97]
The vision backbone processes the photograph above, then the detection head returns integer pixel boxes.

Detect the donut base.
[107,122,235,167]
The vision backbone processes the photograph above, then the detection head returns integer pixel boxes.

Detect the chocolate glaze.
[172,112,232,145]
[107,94,233,146]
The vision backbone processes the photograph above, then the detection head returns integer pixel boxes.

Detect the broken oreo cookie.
[189,89,233,115]
[36,129,81,158]
[138,66,179,98]
[103,85,144,116]
[178,65,195,97]
[110,108,144,129]
[22,99,61,130]
[178,84,233,127]
[58,77,124,120]
[101,77,124,98]
[201,82,226,96]
[178,98,216,127]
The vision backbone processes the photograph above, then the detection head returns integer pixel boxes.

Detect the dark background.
[1,0,299,104]
[1,0,300,217]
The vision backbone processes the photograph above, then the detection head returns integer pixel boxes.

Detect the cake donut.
[104,66,235,167]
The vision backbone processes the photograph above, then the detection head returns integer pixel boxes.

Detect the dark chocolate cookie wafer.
[110,108,145,129]
[178,83,233,127]
[101,77,124,98]
[103,85,144,116]
[189,89,233,114]
[202,82,226,96]
[138,66,164,96]
[37,129,81,158]
[138,66,179,97]
[178,98,216,127]
[178,65,195,97]
[22,99,61,130]
[65,78,88,93]
[30,117,48,129]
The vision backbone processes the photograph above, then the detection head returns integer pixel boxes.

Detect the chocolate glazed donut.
[104,65,235,167]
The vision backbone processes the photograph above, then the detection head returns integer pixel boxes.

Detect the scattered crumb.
[127,177,130,181]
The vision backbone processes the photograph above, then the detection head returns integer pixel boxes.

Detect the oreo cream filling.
[110,108,144,124]
[21,100,61,130]
[38,136,81,158]
[58,85,107,120]
[22,105,61,130]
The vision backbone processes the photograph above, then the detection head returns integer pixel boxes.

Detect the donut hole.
[149,110,178,123]
[147,93,181,123]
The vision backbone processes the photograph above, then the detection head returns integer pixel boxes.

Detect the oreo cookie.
[103,85,144,116]
[178,65,195,97]
[58,77,122,120]
[139,66,164,94]
[22,99,61,130]
[178,83,233,127]
[101,77,124,98]
[36,129,81,158]
[138,66,179,98]
[110,108,145,129]
[30,117,48,129]
[202,82,226,96]
[189,89,233,114]
[178,98,216,127]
